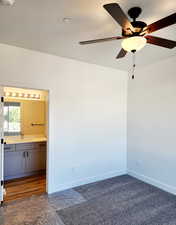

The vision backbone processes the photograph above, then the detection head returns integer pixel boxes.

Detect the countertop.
[5,135,47,145]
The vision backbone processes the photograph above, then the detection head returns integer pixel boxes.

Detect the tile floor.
[0,189,86,225]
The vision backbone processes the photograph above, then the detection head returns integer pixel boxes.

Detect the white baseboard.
[49,169,126,194]
[128,170,176,195]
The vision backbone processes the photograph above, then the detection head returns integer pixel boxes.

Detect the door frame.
[0,84,50,201]
[0,87,4,204]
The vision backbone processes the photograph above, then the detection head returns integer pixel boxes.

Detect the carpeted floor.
[57,175,176,225]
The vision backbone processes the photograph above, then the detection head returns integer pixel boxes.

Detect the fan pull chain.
[131,50,136,80]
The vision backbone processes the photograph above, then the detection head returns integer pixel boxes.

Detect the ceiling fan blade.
[146,13,176,34]
[79,36,124,45]
[116,48,127,59]
[103,3,133,30]
[145,35,176,49]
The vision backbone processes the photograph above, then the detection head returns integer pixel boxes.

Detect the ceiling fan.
[79,3,176,59]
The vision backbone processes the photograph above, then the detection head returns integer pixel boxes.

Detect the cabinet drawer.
[4,144,15,152]
[16,142,46,152]
[33,141,46,150]
[16,143,35,151]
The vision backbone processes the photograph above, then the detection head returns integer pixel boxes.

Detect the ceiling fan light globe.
[0,0,15,5]
[121,36,147,52]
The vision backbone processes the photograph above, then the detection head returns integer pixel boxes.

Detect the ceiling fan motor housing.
[122,20,147,36]
[122,7,147,37]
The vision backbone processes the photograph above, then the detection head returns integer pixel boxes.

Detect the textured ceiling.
[0,0,175,71]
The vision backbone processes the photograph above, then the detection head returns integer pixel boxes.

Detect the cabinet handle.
[23,152,26,158]
[27,151,29,157]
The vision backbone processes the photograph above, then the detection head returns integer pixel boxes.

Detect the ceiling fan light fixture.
[0,0,15,6]
[121,36,147,52]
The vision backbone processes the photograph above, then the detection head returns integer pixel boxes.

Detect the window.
[4,102,21,136]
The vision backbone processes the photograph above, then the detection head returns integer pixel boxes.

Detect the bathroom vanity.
[4,137,47,180]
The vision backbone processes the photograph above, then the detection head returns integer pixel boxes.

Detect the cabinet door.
[27,149,46,173]
[4,151,25,180]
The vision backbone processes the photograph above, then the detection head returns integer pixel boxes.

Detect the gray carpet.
[57,175,176,225]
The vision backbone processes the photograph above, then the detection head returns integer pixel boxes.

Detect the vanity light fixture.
[35,94,40,99]
[4,92,41,100]
[24,93,28,98]
[12,92,17,97]
[18,93,24,97]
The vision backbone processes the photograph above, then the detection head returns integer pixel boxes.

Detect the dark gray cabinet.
[4,151,25,179]
[27,149,46,173]
[4,142,46,180]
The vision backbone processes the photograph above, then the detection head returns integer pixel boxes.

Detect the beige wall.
[5,98,46,136]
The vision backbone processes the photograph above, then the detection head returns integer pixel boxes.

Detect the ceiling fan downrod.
[128,7,142,22]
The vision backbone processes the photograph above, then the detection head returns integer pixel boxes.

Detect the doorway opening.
[2,86,49,202]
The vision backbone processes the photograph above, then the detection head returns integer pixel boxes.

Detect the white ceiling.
[0,0,175,71]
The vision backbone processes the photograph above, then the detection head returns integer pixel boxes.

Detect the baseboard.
[49,169,127,194]
[128,170,176,195]
[4,170,45,181]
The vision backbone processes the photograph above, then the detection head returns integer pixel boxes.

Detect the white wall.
[0,44,127,193]
[127,56,176,195]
